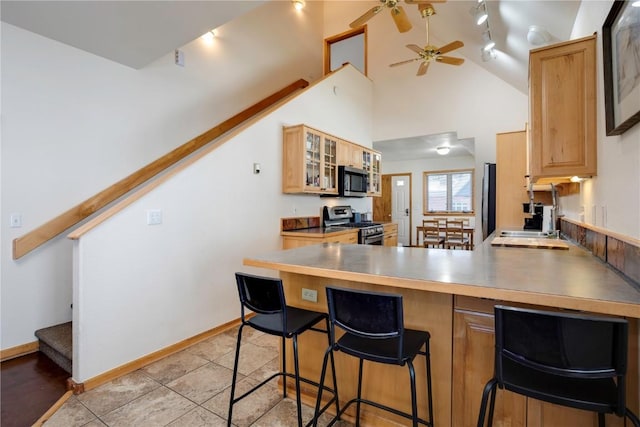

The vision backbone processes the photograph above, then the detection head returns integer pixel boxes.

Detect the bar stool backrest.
[495,305,628,416]
[235,273,286,327]
[326,287,405,362]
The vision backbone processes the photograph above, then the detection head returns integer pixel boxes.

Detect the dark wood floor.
[1,352,69,427]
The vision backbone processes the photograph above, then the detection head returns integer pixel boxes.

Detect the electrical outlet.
[301,288,317,303]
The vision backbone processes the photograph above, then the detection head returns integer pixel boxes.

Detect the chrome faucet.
[549,183,558,235]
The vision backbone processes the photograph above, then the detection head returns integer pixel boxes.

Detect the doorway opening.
[374,173,412,246]
[324,26,367,76]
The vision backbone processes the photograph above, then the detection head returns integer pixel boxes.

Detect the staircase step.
[35,322,72,374]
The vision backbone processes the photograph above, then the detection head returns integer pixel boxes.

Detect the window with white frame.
[423,169,474,214]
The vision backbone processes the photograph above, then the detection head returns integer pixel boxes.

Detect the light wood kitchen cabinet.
[337,140,363,169]
[281,230,358,249]
[283,125,338,195]
[453,296,626,427]
[363,149,382,196]
[383,223,398,246]
[529,34,597,181]
[453,296,526,427]
[496,130,528,231]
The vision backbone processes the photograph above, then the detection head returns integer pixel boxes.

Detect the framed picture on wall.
[602,0,640,136]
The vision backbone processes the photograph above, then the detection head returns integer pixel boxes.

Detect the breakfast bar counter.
[243,241,640,426]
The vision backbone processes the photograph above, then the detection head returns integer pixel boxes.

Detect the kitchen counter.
[244,238,639,426]
[247,237,640,317]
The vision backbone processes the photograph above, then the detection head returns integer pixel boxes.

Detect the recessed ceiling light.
[436,146,450,155]
[200,30,215,43]
[293,0,305,11]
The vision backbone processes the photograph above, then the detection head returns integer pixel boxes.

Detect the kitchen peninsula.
[244,239,640,427]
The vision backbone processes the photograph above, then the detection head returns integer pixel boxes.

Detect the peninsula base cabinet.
[453,296,634,427]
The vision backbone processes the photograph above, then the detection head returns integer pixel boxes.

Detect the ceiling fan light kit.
[387,1,464,77]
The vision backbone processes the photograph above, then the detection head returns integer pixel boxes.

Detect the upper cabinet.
[529,34,597,181]
[283,125,338,195]
[337,141,363,169]
[283,124,381,196]
[362,149,381,196]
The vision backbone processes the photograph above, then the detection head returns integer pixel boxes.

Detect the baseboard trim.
[74,317,244,394]
[0,341,39,362]
[32,390,73,426]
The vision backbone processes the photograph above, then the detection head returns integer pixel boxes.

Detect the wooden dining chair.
[422,220,444,248]
[445,219,469,250]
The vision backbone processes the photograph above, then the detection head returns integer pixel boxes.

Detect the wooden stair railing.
[13,78,309,260]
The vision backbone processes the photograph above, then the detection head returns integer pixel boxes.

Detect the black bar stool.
[228,273,339,427]
[313,286,434,427]
[477,305,640,427]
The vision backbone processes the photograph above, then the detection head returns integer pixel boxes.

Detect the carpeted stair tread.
[35,322,72,374]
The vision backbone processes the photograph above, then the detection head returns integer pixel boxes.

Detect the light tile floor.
[43,326,353,427]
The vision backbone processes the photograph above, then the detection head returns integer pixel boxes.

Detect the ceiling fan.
[389,3,464,76]
[349,0,447,34]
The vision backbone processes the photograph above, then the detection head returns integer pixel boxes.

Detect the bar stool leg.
[407,360,418,427]
[356,358,364,427]
[282,335,287,399]
[312,347,332,427]
[424,344,434,426]
[293,335,303,427]
[228,325,244,427]
[326,318,341,419]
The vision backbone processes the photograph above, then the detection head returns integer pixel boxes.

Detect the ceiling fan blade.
[417,61,430,76]
[406,44,425,55]
[436,56,465,66]
[350,5,383,29]
[390,58,420,67]
[437,40,464,55]
[391,6,412,33]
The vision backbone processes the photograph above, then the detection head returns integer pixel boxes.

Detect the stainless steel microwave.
[338,166,368,197]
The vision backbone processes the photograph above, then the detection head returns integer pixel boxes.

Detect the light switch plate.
[147,209,162,225]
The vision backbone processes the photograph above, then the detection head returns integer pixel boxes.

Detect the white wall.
[564,0,640,237]
[73,65,373,381]
[1,1,331,350]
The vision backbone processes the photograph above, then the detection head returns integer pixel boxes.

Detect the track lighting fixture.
[473,2,488,25]
[482,29,495,51]
[472,1,497,61]
[481,47,497,62]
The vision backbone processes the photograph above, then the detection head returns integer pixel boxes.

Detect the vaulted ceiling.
[2,0,580,92]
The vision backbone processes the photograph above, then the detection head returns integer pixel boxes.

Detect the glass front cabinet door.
[283,125,338,195]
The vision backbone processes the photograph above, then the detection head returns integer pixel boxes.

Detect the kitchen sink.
[499,230,551,238]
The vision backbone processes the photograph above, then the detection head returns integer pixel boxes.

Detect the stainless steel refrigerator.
[482,163,496,240]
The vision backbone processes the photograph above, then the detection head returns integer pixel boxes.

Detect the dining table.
[416,223,475,248]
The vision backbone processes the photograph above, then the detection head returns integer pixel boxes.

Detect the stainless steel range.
[323,206,384,245]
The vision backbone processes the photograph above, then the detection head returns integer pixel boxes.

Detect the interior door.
[392,175,411,246]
